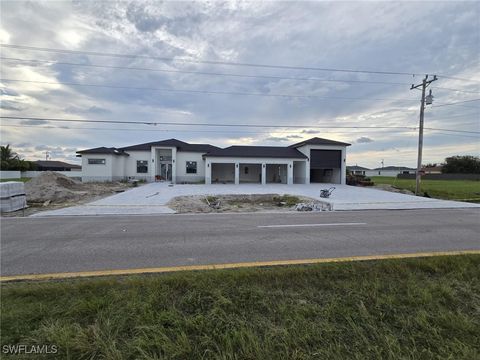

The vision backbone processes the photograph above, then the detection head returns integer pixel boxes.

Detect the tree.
[0,144,37,171]
[442,155,480,174]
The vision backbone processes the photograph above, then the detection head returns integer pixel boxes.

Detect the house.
[347,165,370,176]
[422,165,443,174]
[34,160,81,172]
[365,166,416,177]
[76,137,350,184]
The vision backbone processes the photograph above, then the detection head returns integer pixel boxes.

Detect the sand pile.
[25,171,88,204]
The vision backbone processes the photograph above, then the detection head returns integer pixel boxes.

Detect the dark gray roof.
[205,146,307,159]
[120,139,188,151]
[118,139,220,153]
[289,137,351,148]
[76,147,129,156]
[35,160,81,169]
[178,144,220,152]
[373,166,415,171]
[347,165,370,171]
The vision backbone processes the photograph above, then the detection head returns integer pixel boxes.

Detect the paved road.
[1,208,479,276]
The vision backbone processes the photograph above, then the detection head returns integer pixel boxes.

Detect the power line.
[4,57,479,95]
[2,115,479,134]
[0,57,413,86]
[432,86,480,94]
[0,124,414,135]
[433,99,480,108]
[0,43,427,76]
[0,78,420,102]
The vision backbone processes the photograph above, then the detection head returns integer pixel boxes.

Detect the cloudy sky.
[1,1,479,168]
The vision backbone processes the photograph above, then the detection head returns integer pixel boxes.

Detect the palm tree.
[0,144,20,170]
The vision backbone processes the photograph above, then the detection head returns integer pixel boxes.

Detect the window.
[137,160,148,173]
[88,158,106,165]
[186,161,197,174]
[244,166,249,174]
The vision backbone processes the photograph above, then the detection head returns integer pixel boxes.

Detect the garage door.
[310,150,341,169]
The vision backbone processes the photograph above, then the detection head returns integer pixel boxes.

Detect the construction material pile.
[0,181,27,212]
[25,172,87,204]
[24,171,129,205]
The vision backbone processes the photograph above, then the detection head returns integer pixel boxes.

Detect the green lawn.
[1,255,479,359]
[0,178,30,183]
[370,176,480,201]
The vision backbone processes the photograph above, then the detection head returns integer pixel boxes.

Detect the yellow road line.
[1,250,479,282]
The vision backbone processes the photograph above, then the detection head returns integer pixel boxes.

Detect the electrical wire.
[1,115,479,134]
[0,78,420,102]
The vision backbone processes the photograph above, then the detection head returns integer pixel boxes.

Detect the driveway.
[31,183,479,216]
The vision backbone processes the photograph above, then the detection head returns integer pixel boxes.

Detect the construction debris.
[295,202,332,211]
[22,172,131,206]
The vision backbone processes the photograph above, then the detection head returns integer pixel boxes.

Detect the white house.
[77,137,350,185]
[365,166,416,177]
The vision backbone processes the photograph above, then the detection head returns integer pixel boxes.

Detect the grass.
[370,176,480,201]
[0,177,30,183]
[1,255,479,359]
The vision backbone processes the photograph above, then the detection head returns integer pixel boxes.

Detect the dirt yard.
[167,194,323,213]
[2,172,133,217]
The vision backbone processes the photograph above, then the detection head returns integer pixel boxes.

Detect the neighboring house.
[365,166,416,177]
[77,137,350,185]
[34,160,81,172]
[347,165,370,176]
[422,165,443,174]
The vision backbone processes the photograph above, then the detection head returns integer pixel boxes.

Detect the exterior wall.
[123,151,151,181]
[296,144,347,185]
[205,157,304,185]
[175,151,206,183]
[365,169,415,177]
[239,164,262,183]
[210,163,235,183]
[293,161,306,184]
[81,154,115,182]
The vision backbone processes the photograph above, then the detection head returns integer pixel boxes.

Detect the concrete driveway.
[31,183,479,216]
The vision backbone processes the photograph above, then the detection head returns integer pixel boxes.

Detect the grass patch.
[0,178,30,183]
[371,176,480,201]
[1,255,479,359]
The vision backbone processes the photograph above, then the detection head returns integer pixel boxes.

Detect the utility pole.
[410,75,437,196]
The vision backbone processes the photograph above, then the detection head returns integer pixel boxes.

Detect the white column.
[150,147,156,182]
[261,163,266,185]
[205,161,211,184]
[171,147,177,184]
[287,161,294,185]
[341,148,347,185]
[234,163,240,185]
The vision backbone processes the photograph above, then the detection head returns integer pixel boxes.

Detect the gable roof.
[120,139,188,151]
[289,137,351,148]
[76,147,129,156]
[204,146,307,159]
[35,160,81,169]
[347,165,370,171]
[373,166,415,171]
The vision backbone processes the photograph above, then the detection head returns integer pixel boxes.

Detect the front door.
[160,163,172,181]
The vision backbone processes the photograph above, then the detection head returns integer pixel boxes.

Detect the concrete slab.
[30,182,479,216]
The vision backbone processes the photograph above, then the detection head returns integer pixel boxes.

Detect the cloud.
[0,1,478,165]
[65,105,111,115]
[20,120,50,125]
[356,136,374,144]
[1,100,24,111]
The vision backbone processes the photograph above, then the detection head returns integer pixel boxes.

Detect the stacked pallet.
[0,181,27,213]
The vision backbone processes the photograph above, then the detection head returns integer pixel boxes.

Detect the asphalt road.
[1,208,479,276]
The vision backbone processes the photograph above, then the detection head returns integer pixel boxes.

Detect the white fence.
[1,170,83,179]
[0,171,21,179]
